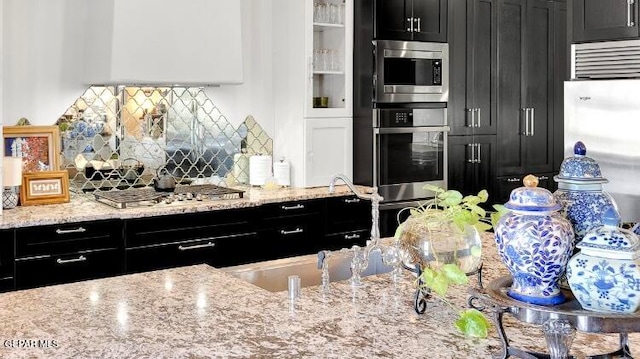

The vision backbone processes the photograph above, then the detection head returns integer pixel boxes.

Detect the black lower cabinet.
[323,195,371,250]
[257,199,325,258]
[0,230,15,292]
[15,248,122,289]
[125,232,261,273]
[14,220,123,290]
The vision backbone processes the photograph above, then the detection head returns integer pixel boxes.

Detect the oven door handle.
[383,49,441,60]
[374,126,450,134]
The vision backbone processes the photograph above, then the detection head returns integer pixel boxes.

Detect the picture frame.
[20,171,70,206]
[3,126,60,172]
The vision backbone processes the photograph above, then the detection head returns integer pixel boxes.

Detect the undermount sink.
[223,248,394,292]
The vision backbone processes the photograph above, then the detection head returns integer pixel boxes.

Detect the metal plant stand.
[469,276,637,359]
[406,263,484,315]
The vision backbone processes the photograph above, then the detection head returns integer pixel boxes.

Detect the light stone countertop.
[0,185,371,229]
[0,234,637,358]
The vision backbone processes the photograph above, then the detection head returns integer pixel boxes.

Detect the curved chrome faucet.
[328,174,384,287]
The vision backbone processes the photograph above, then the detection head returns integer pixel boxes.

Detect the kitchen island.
[0,235,637,358]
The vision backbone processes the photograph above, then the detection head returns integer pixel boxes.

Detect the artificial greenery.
[395,184,505,338]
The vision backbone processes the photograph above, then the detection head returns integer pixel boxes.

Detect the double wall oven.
[360,40,450,236]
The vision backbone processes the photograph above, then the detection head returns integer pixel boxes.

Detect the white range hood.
[84,0,243,86]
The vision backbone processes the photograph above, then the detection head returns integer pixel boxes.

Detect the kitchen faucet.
[327,174,384,286]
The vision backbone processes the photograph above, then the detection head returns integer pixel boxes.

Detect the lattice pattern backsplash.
[57,86,272,192]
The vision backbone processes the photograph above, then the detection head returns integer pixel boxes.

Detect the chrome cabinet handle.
[506,177,520,183]
[281,228,303,235]
[467,143,476,163]
[344,198,361,204]
[529,107,535,136]
[281,204,305,210]
[466,108,475,127]
[475,108,481,128]
[521,108,528,135]
[475,143,482,164]
[629,0,635,27]
[178,242,215,251]
[416,17,421,33]
[539,175,549,180]
[344,233,361,240]
[56,255,87,264]
[407,17,414,32]
[56,227,86,234]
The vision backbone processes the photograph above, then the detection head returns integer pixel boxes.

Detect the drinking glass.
[313,49,322,71]
[330,3,339,24]
[317,2,328,23]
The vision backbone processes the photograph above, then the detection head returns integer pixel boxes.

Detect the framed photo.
[20,171,70,206]
[3,126,60,172]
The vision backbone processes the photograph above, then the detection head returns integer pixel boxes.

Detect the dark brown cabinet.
[375,0,447,42]
[124,208,261,273]
[324,195,371,250]
[15,220,123,289]
[573,0,639,42]
[448,135,497,199]
[496,0,563,178]
[0,230,15,292]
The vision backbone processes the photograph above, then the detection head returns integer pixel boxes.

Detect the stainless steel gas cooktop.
[94,185,245,209]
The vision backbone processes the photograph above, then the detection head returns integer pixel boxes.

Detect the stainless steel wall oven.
[373,104,448,203]
[373,40,449,103]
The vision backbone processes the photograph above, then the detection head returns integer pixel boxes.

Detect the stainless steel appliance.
[373,40,449,103]
[94,185,245,209]
[564,79,640,222]
[373,105,449,203]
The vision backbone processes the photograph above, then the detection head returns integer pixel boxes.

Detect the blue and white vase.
[566,207,640,313]
[495,175,575,305]
[554,141,618,242]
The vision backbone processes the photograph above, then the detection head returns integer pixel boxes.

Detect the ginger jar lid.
[554,141,609,184]
[577,207,640,260]
[504,175,562,213]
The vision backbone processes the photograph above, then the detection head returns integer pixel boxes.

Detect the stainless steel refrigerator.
[564,79,640,223]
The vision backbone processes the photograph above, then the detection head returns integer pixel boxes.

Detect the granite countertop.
[0,185,371,229]
[0,235,637,358]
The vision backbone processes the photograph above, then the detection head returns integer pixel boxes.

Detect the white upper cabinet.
[306,0,353,118]
[84,0,243,86]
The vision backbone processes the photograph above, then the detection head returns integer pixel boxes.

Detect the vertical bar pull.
[466,108,475,127]
[522,108,529,136]
[628,0,635,27]
[529,108,535,136]
[475,143,482,164]
[416,17,421,33]
[475,108,481,128]
[467,143,475,163]
[407,17,414,32]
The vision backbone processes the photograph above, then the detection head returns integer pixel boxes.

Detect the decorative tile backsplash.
[57,86,272,192]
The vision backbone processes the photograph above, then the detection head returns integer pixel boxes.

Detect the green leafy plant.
[394,185,504,338]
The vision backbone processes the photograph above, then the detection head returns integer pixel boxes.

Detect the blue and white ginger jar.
[495,175,575,305]
[567,207,640,313]
[554,141,618,242]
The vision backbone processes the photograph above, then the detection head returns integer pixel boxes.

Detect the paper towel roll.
[233,153,250,184]
[273,160,290,186]
[249,155,272,186]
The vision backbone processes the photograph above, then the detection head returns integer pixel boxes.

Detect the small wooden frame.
[3,125,60,172]
[20,171,70,206]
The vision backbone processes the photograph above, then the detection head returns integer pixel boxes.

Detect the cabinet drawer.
[0,230,14,280]
[322,229,369,252]
[125,231,261,273]
[325,196,371,233]
[15,220,122,258]
[15,248,122,289]
[0,277,14,293]
[260,221,322,259]
[260,199,324,220]
[125,209,253,248]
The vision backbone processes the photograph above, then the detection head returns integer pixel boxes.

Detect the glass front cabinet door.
[305,0,353,118]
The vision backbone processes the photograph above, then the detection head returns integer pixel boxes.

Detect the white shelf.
[312,70,345,75]
[313,22,345,30]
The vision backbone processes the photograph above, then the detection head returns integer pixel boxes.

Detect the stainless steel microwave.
[373,40,449,103]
